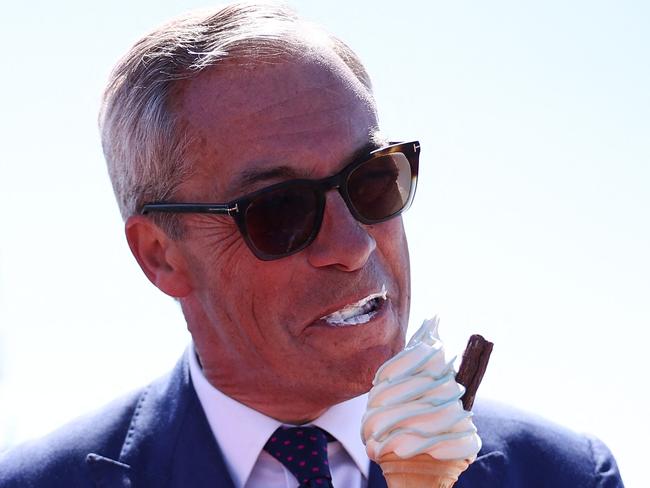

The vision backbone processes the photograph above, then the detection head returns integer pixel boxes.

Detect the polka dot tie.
[263,426,335,488]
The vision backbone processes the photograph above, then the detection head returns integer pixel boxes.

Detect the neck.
[192,346,338,423]
[202,361,332,424]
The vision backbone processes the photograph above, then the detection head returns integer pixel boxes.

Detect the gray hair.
[99,2,374,238]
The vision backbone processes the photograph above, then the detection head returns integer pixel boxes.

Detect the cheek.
[182,217,259,317]
[184,219,305,332]
[373,218,411,312]
[187,215,246,261]
[373,218,410,270]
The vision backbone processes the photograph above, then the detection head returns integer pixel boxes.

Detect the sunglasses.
[142,141,420,261]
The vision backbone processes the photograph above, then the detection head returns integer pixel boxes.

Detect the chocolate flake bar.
[456,334,494,411]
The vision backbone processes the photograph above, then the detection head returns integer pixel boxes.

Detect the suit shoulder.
[471,399,623,487]
[0,388,142,487]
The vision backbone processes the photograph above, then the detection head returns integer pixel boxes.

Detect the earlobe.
[125,216,193,298]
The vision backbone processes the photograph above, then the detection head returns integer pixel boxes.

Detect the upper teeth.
[321,285,387,326]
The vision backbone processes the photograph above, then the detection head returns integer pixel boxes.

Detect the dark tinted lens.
[244,184,320,256]
[346,153,412,221]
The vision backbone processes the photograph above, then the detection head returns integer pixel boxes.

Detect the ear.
[125,215,193,298]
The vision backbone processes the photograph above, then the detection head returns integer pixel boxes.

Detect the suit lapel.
[165,381,236,488]
[86,454,131,488]
[87,351,236,488]
[455,451,507,487]
[367,461,388,488]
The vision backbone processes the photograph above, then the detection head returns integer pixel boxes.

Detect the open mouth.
[320,285,388,327]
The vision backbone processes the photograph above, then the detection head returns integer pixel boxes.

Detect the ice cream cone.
[378,453,471,488]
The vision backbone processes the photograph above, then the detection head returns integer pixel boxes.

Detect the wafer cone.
[378,453,471,488]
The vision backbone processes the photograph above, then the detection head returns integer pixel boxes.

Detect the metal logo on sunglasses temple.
[142,141,420,260]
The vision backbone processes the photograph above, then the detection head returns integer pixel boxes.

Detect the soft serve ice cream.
[361,316,482,462]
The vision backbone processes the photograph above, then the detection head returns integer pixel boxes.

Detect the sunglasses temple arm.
[141,203,236,215]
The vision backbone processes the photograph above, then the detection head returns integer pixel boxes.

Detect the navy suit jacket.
[0,351,624,487]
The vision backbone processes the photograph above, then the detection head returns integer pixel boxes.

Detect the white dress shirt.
[188,345,370,488]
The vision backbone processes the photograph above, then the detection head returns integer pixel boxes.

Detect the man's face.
[172,52,411,417]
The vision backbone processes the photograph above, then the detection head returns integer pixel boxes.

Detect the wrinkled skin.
[130,49,411,423]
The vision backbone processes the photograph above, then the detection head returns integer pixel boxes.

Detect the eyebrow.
[235,165,304,192]
[229,136,388,195]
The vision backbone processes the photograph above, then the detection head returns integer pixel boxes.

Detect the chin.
[311,324,407,401]
[344,341,404,396]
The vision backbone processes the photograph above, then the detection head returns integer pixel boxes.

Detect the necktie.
[263,426,335,487]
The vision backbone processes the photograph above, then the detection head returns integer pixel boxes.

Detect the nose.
[306,190,376,271]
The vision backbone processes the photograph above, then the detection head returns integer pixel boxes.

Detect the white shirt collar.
[311,392,371,479]
[188,344,370,487]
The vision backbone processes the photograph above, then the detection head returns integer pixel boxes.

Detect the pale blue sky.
[1,1,648,485]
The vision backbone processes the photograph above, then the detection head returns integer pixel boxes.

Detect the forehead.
[173,52,379,200]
